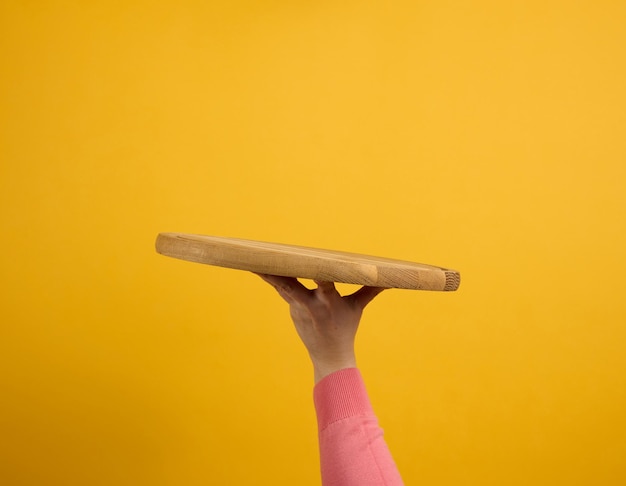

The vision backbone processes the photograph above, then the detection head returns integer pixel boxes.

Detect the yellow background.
[1,1,625,484]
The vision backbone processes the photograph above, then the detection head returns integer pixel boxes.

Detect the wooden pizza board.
[155,233,460,291]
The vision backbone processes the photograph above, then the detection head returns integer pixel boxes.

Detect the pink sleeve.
[313,368,404,486]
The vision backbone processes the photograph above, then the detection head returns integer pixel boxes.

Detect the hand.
[256,274,385,383]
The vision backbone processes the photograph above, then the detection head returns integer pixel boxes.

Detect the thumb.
[348,286,386,310]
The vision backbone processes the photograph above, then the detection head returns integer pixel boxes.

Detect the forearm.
[314,368,404,486]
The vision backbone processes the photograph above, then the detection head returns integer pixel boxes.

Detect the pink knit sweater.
[313,368,404,486]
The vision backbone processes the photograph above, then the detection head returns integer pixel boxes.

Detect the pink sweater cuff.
[313,368,375,431]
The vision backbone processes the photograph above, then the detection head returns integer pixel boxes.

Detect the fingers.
[348,286,386,310]
[314,280,338,296]
[255,273,311,304]
[256,273,385,309]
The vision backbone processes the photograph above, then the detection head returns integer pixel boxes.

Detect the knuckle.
[279,284,292,294]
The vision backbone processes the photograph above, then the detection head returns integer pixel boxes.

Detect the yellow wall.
[1,1,625,484]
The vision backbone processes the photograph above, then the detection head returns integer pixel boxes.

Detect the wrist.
[312,357,357,384]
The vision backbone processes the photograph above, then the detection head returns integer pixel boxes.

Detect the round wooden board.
[155,233,460,291]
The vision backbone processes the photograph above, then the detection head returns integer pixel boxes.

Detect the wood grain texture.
[155,233,461,291]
